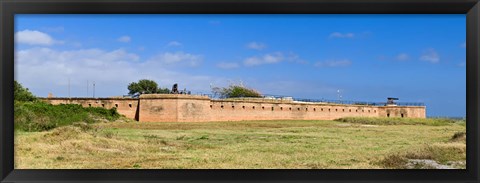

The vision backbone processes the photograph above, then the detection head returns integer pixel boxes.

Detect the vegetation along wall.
[41,94,426,122]
[41,97,139,120]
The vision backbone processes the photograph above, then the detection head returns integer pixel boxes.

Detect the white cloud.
[246,42,266,50]
[147,52,203,67]
[244,52,285,66]
[285,52,307,64]
[329,32,355,39]
[15,47,227,97]
[458,62,466,67]
[16,48,140,68]
[15,30,60,46]
[461,42,466,48]
[217,62,240,69]
[15,47,140,96]
[395,53,410,61]
[314,59,352,68]
[117,36,131,43]
[71,42,83,48]
[243,52,304,66]
[420,48,440,63]
[167,41,182,47]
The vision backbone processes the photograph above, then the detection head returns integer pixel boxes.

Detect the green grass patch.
[334,117,462,126]
[14,101,121,132]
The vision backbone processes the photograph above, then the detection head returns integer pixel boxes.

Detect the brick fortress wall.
[41,94,426,122]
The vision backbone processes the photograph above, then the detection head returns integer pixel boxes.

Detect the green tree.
[157,87,170,94]
[212,84,261,98]
[14,80,37,102]
[127,79,170,95]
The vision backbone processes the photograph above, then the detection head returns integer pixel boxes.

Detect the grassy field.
[14,118,466,169]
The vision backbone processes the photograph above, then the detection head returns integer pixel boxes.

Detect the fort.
[41,94,426,122]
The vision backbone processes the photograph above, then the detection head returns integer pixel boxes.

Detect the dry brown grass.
[380,131,466,169]
[15,119,465,169]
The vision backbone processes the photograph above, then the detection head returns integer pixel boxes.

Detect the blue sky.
[14,15,466,117]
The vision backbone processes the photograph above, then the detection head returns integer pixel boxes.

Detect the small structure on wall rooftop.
[386,97,399,106]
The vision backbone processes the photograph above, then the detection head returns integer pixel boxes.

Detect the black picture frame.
[1,0,479,182]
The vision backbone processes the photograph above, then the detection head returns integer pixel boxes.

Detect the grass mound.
[334,117,461,126]
[380,143,466,169]
[380,131,466,169]
[14,101,121,132]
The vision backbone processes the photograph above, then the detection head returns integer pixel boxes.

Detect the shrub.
[450,132,466,142]
[14,80,37,102]
[15,101,121,132]
[212,84,261,98]
[13,81,122,132]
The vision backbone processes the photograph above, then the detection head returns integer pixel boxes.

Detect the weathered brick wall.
[41,94,427,122]
[177,98,211,122]
[138,94,211,122]
[136,95,426,122]
[377,106,426,118]
[138,97,177,122]
[208,99,380,121]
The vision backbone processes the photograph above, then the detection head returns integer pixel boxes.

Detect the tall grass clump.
[380,143,466,169]
[15,101,121,132]
[334,117,458,126]
[380,131,466,169]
